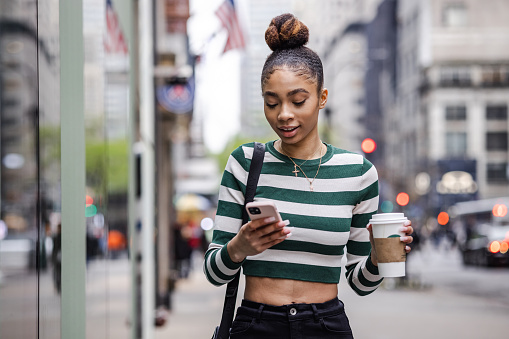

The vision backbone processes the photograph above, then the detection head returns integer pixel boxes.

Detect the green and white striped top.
[204,141,383,296]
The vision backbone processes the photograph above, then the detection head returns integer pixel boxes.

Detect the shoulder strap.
[217,142,265,339]
[242,142,265,223]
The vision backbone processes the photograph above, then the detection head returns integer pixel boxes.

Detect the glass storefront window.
[1,1,133,338]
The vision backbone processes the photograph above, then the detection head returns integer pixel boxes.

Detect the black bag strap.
[217,142,265,339]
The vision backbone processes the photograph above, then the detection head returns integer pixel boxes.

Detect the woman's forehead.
[263,68,318,92]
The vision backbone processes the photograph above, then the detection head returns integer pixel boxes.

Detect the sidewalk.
[155,258,233,338]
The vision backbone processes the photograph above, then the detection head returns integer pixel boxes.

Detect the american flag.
[104,0,128,55]
[215,0,246,53]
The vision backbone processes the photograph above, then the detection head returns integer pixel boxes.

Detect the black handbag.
[212,142,265,339]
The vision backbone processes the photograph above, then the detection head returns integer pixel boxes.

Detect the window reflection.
[1,2,44,338]
[84,0,131,337]
[1,0,132,338]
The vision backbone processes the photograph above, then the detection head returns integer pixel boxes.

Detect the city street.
[156,242,509,339]
[2,239,508,338]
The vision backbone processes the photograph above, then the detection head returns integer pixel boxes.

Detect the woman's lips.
[278,126,299,138]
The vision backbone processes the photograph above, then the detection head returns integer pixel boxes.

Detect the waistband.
[238,297,344,322]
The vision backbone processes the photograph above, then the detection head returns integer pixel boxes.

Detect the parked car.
[461,223,509,267]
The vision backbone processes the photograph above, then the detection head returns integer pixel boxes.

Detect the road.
[156,242,509,339]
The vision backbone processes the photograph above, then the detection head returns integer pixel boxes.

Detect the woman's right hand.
[227,217,292,263]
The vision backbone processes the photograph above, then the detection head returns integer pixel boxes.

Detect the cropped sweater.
[204,141,383,296]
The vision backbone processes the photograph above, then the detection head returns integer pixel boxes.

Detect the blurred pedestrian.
[52,224,62,293]
[173,222,192,278]
[203,13,414,338]
[186,220,203,252]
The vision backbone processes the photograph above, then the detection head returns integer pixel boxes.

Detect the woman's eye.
[266,103,278,109]
[294,100,306,106]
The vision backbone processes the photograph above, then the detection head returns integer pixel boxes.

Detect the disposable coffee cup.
[369,213,407,277]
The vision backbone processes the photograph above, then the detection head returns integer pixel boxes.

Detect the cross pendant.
[292,165,299,177]
[309,183,314,192]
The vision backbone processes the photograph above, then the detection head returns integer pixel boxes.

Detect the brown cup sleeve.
[374,238,406,263]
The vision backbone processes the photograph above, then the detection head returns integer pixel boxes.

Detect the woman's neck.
[277,139,325,160]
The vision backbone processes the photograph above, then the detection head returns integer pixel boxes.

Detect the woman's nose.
[278,103,294,121]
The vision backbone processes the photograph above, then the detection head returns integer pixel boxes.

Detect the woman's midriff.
[244,276,338,306]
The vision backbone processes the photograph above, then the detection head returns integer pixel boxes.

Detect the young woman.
[204,13,413,338]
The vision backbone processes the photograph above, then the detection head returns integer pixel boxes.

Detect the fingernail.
[285,226,294,232]
[282,228,292,235]
[278,220,290,227]
[283,220,290,225]
[278,232,292,239]
[399,227,407,232]
[404,220,411,226]
[264,217,276,223]
[400,236,408,242]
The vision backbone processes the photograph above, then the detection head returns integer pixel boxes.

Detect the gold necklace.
[282,143,320,177]
[279,141,324,192]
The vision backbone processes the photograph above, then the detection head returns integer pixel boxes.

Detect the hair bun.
[265,13,309,51]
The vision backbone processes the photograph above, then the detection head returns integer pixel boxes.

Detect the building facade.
[314,0,383,152]
[386,0,509,215]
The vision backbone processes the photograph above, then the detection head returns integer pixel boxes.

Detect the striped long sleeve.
[345,157,383,295]
[203,145,250,286]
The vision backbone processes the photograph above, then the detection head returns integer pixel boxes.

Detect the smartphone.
[246,201,283,222]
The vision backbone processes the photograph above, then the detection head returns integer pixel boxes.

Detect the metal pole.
[127,2,140,338]
[110,0,139,336]
[139,0,156,337]
[60,0,86,337]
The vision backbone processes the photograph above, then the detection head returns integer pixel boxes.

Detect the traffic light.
[361,138,377,154]
[437,212,449,225]
[86,195,97,217]
[381,200,394,213]
[396,192,409,206]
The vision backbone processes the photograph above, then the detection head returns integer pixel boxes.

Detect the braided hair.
[261,13,324,95]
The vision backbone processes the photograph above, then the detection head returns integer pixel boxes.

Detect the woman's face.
[262,68,327,146]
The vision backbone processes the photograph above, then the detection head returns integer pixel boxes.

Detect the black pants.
[229,298,354,339]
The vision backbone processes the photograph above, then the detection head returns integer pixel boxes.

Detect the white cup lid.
[369,213,407,224]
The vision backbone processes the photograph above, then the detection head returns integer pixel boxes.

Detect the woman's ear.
[319,88,328,109]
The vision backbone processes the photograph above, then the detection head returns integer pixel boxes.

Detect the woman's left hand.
[367,220,414,266]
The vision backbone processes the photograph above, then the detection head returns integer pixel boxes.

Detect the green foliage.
[106,139,129,192]
[39,125,61,166]
[85,139,129,194]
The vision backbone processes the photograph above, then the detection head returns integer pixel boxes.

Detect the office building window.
[442,2,468,27]
[440,66,471,86]
[486,105,508,120]
[446,132,467,156]
[487,163,509,183]
[445,105,467,120]
[486,132,508,151]
[481,65,509,87]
